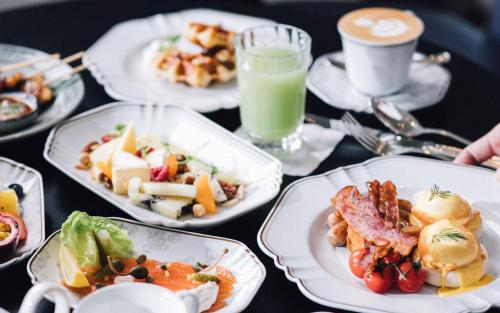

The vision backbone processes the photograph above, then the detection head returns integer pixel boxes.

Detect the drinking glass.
[235,24,311,154]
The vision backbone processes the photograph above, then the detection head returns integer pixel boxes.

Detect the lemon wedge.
[59,244,90,288]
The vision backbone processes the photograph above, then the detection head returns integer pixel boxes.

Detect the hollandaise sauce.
[438,274,494,297]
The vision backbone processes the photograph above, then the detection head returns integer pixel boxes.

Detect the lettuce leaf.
[92,216,133,258]
[60,211,100,272]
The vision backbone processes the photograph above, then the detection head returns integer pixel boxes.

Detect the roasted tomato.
[396,261,426,293]
[349,248,367,278]
[364,266,393,293]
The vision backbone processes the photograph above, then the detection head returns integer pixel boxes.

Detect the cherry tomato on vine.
[349,248,368,278]
[396,261,426,293]
[364,266,393,293]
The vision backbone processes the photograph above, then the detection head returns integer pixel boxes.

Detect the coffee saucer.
[306,51,451,113]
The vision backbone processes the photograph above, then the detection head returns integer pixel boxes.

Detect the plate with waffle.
[84,9,274,112]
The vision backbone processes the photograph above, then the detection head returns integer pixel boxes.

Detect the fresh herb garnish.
[115,124,126,135]
[178,155,218,175]
[428,185,452,201]
[161,140,171,153]
[432,227,469,243]
[159,34,181,52]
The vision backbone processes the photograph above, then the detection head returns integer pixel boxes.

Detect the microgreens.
[178,155,218,175]
[115,124,126,136]
[159,34,181,52]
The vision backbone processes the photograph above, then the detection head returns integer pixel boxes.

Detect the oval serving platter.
[258,156,500,313]
[27,217,266,313]
[43,102,282,229]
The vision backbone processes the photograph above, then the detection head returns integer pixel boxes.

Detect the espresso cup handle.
[18,282,70,313]
[177,290,200,313]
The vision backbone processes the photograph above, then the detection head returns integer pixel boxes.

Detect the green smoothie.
[237,47,307,141]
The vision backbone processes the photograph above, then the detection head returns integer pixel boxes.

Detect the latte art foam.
[338,8,424,45]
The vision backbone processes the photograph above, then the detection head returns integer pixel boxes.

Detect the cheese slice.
[115,121,136,154]
[90,139,118,166]
[111,151,150,194]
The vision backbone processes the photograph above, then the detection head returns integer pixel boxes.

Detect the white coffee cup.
[338,8,424,96]
[18,282,199,313]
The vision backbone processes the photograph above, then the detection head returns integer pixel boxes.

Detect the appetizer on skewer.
[143,23,236,87]
[59,211,235,312]
[327,180,491,296]
[0,51,86,106]
[75,121,244,220]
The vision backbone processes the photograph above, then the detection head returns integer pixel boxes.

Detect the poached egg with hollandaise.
[417,219,489,289]
[410,186,481,232]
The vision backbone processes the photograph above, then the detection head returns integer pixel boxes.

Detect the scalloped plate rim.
[257,155,500,313]
[26,216,266,313]
[0,156,45,270]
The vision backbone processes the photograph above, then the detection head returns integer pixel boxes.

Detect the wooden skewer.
[0,53,61,73]
[45,64,87,85]
[45,63,87,85]
[26,51,85,79]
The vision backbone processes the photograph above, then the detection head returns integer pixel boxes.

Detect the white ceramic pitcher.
[18,282,199,313]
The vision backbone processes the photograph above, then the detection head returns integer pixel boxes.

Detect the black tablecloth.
[0,1,499,312]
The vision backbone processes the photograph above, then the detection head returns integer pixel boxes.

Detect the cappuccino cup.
[338,7,424,96]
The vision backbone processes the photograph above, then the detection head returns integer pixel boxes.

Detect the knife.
[305,113,383,137]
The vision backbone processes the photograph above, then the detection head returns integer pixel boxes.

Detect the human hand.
[454,123,500,179]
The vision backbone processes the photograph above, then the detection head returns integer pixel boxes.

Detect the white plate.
[258,156,500,313]
[84,8,274,113]
[0,44,84,143]
[307,51,451,113]
[27,217,266,312]
[0,157,45,270]
[43,102,282,229]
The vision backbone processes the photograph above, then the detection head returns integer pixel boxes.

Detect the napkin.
[234,124,345,176]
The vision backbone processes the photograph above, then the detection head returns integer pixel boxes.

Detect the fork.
[341,112,500,169]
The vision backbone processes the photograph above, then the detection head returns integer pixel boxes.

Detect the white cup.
[18,282,199,313]
[338,11,423,96]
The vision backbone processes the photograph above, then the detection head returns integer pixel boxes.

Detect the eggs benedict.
[410,185,481,231]
[417,219,489,290]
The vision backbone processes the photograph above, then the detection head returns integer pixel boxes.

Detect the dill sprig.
[428,185,452,201]
[431,227,469,243]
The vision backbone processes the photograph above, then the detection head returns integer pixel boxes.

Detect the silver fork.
[342,112,469,161]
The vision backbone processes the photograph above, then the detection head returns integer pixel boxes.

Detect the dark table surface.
[0,0,499,312]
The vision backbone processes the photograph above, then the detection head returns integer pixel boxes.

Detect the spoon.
[327,51,451,70]
[371,98,471,145]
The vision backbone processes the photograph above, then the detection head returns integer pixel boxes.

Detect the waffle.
[151,23,236,88]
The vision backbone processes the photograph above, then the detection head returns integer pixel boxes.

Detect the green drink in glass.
[235,25,311,154]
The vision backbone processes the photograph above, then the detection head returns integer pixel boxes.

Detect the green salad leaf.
[60,211,134,271]
[61,211,100,271]
[92,216,133,258]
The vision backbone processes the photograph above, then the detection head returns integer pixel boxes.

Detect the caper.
[129,266,149,279]
[145,275,154,283]
[161,264,168,271]
[136,254,147,264]
[111,259,125,273]
[95,282,105,289]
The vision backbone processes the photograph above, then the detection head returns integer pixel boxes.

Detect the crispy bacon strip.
[332,184,417,256]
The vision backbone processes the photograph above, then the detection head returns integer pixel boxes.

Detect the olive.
[145,276,154,283]
[8,184,24,199]
[95,282,105,289]
[161,264,168,271]
[136,254,147,264]
[129,266,148,279]
[111,259,125,273]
